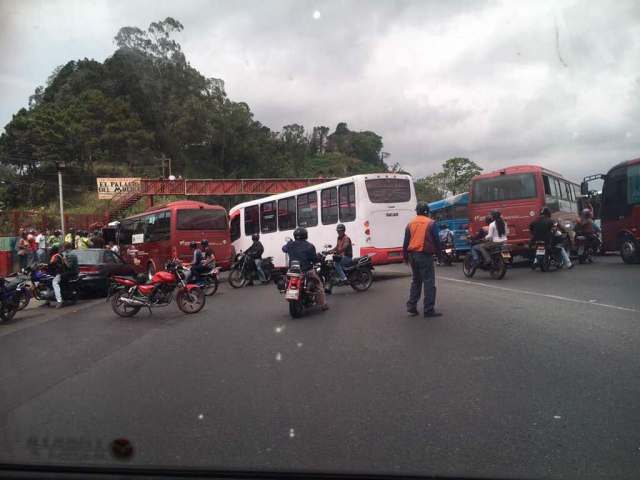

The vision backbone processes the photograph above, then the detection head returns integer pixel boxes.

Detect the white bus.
[229,173,416,268]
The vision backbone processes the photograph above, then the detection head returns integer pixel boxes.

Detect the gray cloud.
[1,0,639,183]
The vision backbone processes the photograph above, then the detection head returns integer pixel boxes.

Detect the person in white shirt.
[477,210,508,265]
[35,230,48,263]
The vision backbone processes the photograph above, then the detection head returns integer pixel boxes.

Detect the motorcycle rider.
[469,216,493,267]
[329,224,353,284]
[282,227,328,311]
[48,245,65,308]
[185,241,205,283]
[245,233,266,283]
[575,208,601,253]
[437,223,454,266]
[439,223,454,245]
[201,239,215,268]
[529,207,573,269]
[477,210,508,265]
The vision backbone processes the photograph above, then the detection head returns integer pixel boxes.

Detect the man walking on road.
[403,202,442,318]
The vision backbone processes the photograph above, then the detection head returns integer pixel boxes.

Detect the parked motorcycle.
[318,248,374,293]
[0,276,26,322]
[26,264,79,306]
[463,243,510,279]
[7,270,32,310]
[228,252,274,288]
[278,260,323,318]
[110,259,205,317]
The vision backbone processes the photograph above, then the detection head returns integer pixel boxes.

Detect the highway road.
[0,256,639,479]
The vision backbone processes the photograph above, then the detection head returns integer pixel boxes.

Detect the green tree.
[414,173,447,202]
[440,157,482,195]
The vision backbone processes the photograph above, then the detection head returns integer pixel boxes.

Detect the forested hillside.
[0,18,388,210]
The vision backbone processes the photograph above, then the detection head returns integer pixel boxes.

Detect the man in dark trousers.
[403,202,442,318]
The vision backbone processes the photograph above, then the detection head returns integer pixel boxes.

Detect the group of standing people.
[15,227,106,272]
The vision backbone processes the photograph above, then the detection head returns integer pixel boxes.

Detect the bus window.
[230,214,240,242]
[260,201,277,233]
[339,183,356,222]
[602,167,628,221]
[148,211,171,242]
[628,164,640,205]
[278,197,296,231]
[548,177,559,197]
[472,173,536,202]
[554,178,565,200]
[543,175,551,195]
[321,188,338,225]
[297,192,318,227]
[565,182,574,201]
[177,209,227,230]
[365,178,411,203]
[244,205,260,235]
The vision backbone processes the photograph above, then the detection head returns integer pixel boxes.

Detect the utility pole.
[56,162,65,237]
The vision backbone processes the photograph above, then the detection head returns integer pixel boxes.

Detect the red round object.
[152,271,175,284]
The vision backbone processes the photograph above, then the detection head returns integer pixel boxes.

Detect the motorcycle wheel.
[203,277,219,296]
[0,302,18,323]
[444,255,453,266]
[228,268,247,289]
[462,256,476,278]
[489,256,507,280]
[539,255,550,272]
[350,269,373,291]
[289,300,304,318]
[177,288,206,314]
[16,291,30,311]
[111,292,141,318]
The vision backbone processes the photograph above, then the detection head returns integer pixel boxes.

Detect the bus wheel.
[621,238,639,264]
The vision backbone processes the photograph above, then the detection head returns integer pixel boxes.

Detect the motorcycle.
[278,260,323,318]
[574,234,597,264]
[109,259,205,317]
[531,241,563,272]
[318,247,374,293]
[6,270,32,310]
[440,241,455,266]
[463,243,510,279]
[26,264,79,306]
[228,252,274,288]
[0,276,27,322]
[183,263,220,296]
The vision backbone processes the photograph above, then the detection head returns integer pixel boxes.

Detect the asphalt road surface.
[0,256,639,479]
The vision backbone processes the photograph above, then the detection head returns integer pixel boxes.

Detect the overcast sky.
[1,0,639,181]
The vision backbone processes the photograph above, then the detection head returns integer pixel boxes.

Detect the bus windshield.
[176,209,227,230]
[472,173,537,203]
[365,178,411,203]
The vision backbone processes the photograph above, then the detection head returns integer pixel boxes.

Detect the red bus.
[468,165,581,253]
[117,200,233,277]
[583,158,640,264]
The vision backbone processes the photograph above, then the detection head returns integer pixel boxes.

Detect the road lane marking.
[438,276,639,314]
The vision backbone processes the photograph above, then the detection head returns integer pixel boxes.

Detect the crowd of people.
[14,227,114,271]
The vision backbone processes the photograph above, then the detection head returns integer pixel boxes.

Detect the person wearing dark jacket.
[246,233,266,282]
[530,207,572,269]
[403,202,442,318]
[282,227,327,310]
